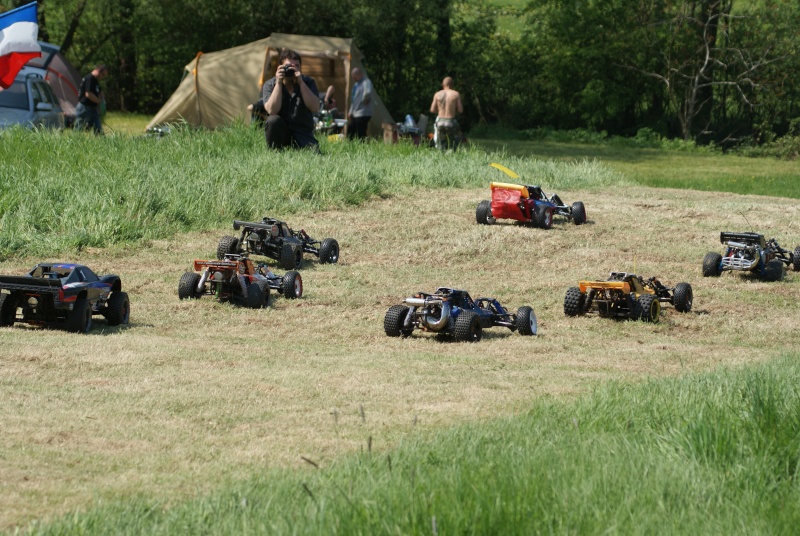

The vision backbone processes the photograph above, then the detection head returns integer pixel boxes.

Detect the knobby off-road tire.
[793,246,800,272]
[571,201,587,225]
[636,294,660,323]
[178,272,202,299]
[245,281,265,309]
[319,238,340,264]
[384,305,413,337]
[454,310,482,342]
[476,200,495,225]
[702,252,723,277]
[255,280,270,308]
[104,291,130,326]
[672,283,693,313]
[217,236,240,260]
[0,293,17,327]
[535,204,553,230]
[564,287,585,316]
[281,271,303,299]
[67,297,93,333]
[515,306,537,336]
[280,243,302,270]
[763,258,783,282]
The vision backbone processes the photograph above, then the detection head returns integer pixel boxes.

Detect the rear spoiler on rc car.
[0,275,62,293]
[720,232,765,248]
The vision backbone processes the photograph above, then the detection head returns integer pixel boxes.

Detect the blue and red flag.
[0,2,41,89]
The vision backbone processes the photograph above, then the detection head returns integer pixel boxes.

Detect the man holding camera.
[260,48,320,150]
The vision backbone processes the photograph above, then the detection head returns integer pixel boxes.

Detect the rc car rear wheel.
[217,236,240,260]
[319,238,340,264]
[280,243,303,270]
[702,252,722,277]
[514,306,537,336]
[454,311,482,342]
[281,271,303,299]
[671,283,693,313]
[255,280,271,307]
[0,293,17,327]
[67,297,93,333]
[245,281,265,309]
[384,305,413,337]
[571,201,587,225]
[178,272,202,299]
[793,246,800,271]
[764,259,783,282]
[636,294,660,323]
[564,287,585,316]
[535,204,553,230]
[104,291,130,326]
[476,200,495,225]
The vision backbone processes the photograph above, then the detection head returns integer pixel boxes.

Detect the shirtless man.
[430,76,464,150]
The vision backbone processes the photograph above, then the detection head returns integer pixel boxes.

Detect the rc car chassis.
[0,263,130,333]
[564,272,693,323]
[702,232,800,281]
[476,163,586,229]
[384,287,537,342]
[217,217,339,270]
[178,253,302,307]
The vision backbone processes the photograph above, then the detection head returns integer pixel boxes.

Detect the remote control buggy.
[384,287,537,342]
[476,163,587,229]
[0,263,130,333]
[564,272,693,323]
[702,232,800,281]
[178,253,302,307]
[217,217,339,270]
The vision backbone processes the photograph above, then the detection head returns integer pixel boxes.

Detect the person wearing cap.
[74,64,108,134]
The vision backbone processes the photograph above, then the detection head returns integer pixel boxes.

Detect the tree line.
[6,0,799,146]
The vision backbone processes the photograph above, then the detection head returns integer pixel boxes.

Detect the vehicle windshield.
[29,265,73,281]
[0,81,29,110]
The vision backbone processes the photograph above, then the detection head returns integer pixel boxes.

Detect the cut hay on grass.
[1,185,799,529]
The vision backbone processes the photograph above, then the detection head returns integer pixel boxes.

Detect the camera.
[282,65,297,78]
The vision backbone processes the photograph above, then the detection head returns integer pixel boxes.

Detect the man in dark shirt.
[74,64,107,134]
[260,49,320,150]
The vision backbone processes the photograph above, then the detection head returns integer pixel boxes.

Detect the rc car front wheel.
[0,293,17,327]
[514,306,538,336]
[384,305,413,337]
[702,252,722,277]
[764,259,783,282]
[217,235,240,260]
[104,291,130,326]
[67,297,93,333]
[319,238,340,264]
[178,272,202,299]
[636,294,660,323]
[535,204,553,230]
[281,271,303,299]
[280,243,303,270]
[671,283,693,313]
[793,246,800,271]
[571,201,587,225]
[454,311,482,342]
[564,287,585,316]
[476,200,495,225]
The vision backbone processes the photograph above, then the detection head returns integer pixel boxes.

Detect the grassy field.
[1,125,800,532]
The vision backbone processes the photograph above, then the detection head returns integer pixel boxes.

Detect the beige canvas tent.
[146,33,393,137]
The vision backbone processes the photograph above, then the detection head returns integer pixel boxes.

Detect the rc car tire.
[105,291,130,326]
[454,311,482,342]
[67,296,93,333]
[535,204,553,230]
[515,306,538,336]
[280,243,303,270]
[702,252,722,277]
[636,294,660,323]
[671,283,693,313]
[178,272,202,299]
[319,238,340,264]
[0,293,17,327]
[564,287,585,316]
[255,280,271,307]
[217,236,240,260]
[764,258,783,282]
[245,281,265,309]
[281,271,303,299]
[476,200,495,225]
[793,246,800,272]
[571,201,587,225]
[384,305,413,337]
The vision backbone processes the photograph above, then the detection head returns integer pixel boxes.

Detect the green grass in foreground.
[28,353,800,535]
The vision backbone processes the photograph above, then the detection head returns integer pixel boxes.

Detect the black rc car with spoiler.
[217,217,339,270]
[702,232,800,281]
[0,263,130,333]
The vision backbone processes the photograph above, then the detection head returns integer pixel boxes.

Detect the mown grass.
[27,353,800,535]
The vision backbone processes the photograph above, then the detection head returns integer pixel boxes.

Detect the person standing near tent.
[74,64,107,134]
[430,76,463,150]
[347,68,373,140]
[261,48,320,150]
